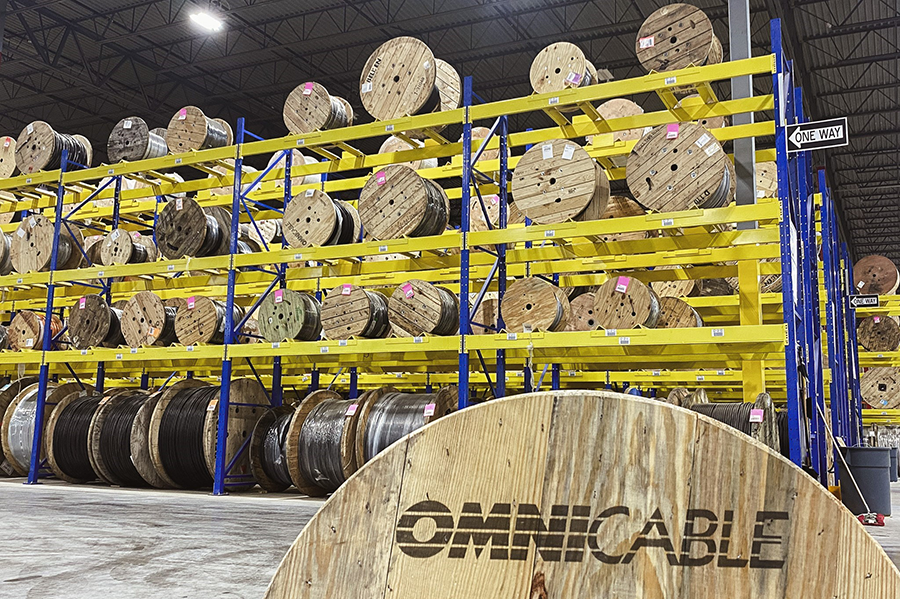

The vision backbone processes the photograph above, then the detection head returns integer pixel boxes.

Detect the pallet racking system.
[0,20,858,493]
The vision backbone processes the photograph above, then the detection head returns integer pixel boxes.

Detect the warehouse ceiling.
[0,0,894,261]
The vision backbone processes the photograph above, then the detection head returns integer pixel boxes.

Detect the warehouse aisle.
[0,479,321,599]
[871,483,900,568]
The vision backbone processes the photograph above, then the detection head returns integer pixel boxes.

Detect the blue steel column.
[842,244,863,444]
[27,150,69,484]
[213,118,244,495]
[771,20,804,466]
[271,149,293,409]
[458,76,473,409]
[495,115,508,399]
[831,203,850,438]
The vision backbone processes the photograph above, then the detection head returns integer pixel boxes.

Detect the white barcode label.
[177,109,187,120]
[697,375,705,381]
[130,348,138,354]
[297,139,305,146]
[361,82,373,93]
[696,133,712,148]
[320,346,329,353]
[548,97,560,105]
[28,216,36,227]
[123,120,133,129]
[561,145,576,160]
[186,345,194,352]
[662,218,674,226]
[80,349,88,355]
[717,369,725,375]
[379,245,388,252]
[423,61,430,69]
[294,253,302,260]
[97,271,104,277]
[25,338,33,347]
[174,158,182,164]
[544,230,555,237]
[107,169,115,175]
[619,337,630,345]
[639,36,655,49]
[542,144,554,160]
[705,144,719,157]
[339,340,348,346]
[176,198,183,210]
[111,229,120,240]
[27,124,34,134]
[167,264,175,271]
[413,336,423,343]
[305,189,314,197]
[507,333,517,340]
[116,353,123,360]
[665,76,677,86]
[16,229,24,238]
[652,370,661,376]
[605,329,617,336]
[271,342,280,349]
[712,328,725,337]
[385,124,394,132]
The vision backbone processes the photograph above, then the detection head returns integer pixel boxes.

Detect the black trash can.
[838,447,892,516]
[891,448,899,483]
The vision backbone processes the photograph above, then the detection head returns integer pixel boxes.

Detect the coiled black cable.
[692,403,753,435]
[158,386,219,488]
[260,411,293,488]
[99,394,150,487]
[196,215,223,257]
[362,290,391,338]
[297,399,353,492]
[326,199,357,246]
[364,392,439,462]
[52,394,103,480]
[410,179,449,238]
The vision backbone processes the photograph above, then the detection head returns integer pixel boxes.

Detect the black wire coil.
[52,394,103,480]
[691,403,755,435]
[364,392,438,462]
[361,290,391,338]
[260,411,294,488]
[196,215,223,257]
[410,179,449,238]
[99,393,150,487]
[326,199,357,246]
[50,131,90,169]
[297,398,354,493]
[158,385,220,488]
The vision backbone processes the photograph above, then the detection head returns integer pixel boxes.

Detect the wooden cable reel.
[165,106,229,153]
[857,316,900,352]
[565,292,598,331]
[264,391,900,599]
[861,367,900,409]
[598,195,651,243]
[587,99,646,168]
[0,377,40,476]
[11,215,84,273]
[388,280,459,337]
[627,122,730,213]
[511,139,609,225]
[284,82,352,135]
[0,231,12,275]
[675,93,728,130]
[107,116,168,163]
[283,189,360,248]
[10,311,64,351]
[174,296,244,346]
[155,198,232,259]
[529,42,595,112]
[756,160,779,199]
[853,255,900,295]
[358,164,449,240]
[68,295,125,350]
[593,276,660,329]
[100,228,151,265]
[269,150,322,189]
[463,127,508,183]
[73,134,93,166]
[257,288,322,343]
[501,277,570,333]
[377,136,439,171]
[434,59,462,112]
[359,36,441,122]
[656,296,703,328]
[15,121,91,174]
[650,265,698,298]
[0,136,16,178]
[321,285,391,341]
[636,3,717,73]
[122,291,179,348]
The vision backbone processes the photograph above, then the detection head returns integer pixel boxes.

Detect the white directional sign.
[849,295,879,309]
[786,117,849,153]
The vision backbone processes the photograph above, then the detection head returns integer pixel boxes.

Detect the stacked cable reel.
[593,275,661,329]
[860,367,900,410]
[174,295,245,346]
[257,289,322,343]
[388,280,459,337]
[100,228,159,266]
[0,135,17,179]
[0,377,39,476]
[853,254,899,295]
[11,214,85,273]
[529,41,612,113]
[121,291,180,348]
[321,285,391,341]
[148,378,267,491]
[46,386,112,483]
[9,310,65,351]
[635,4,723,75]
[166,106,230,153]
[378,136,439,171]
[358,164,450,240]
[155,197,235,259]
[15,121,92,174]
[107,116,169,163]
[501,277,571,333]
[68,294,126,350]
[691,392,781,453]
[857,315,900,352]
[283,189,361,249]
[283,82,354,135]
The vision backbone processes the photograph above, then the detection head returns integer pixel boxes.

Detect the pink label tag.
[341,284,352,296]
[874,316,881,323]
[666,123,680,140]
[79,297,86,310]
[615,276,630,294]
[302,82,314,96]
[749,409,764,423]
[3,137,9,148]
[489,194,499,205]
[274,289,283,304]
[133,231,140,240]
[639,36,655,49]
[402,283,414,299]
[345,404,359,416]
[423,403,436,417]
[187,296,195,309]
[565,71,582,85]
[375,170,387,186]
[178,108,187,120]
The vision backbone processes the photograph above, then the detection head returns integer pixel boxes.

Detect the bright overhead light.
[190,11,223,31]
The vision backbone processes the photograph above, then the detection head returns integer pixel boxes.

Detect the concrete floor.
[0,479,323,599]
[0,478,898,598]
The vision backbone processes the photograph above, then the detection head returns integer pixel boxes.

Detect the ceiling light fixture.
[190,1,227,32]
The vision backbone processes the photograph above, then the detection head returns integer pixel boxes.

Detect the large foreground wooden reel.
[264,391,900,599]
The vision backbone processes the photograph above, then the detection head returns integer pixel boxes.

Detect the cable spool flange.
[321,285,391,341]
[165,106,229,153]
[358,164,449,240]
[858,316,900,352]
[87,390,155,487]
[46,389,105,483]
[107,116,169,163]
[0,136,17,178]
[0,231,13,276]
[284,82,352,135]
[155,197,232,259]
[122,291,179,348]
[11,214,84,273]
[756,161,779,199]
[100,228,150,266]
[0,377,39,476]
[15,121,90,173]
[650,265,699,298]
[861,367,900,409]
[593,276,660,329]
[10,310,64,351]
[68,294,125,350]
[675,93,728,130]
[854,255,899,295]
[283,189,359,248]
[257,288,322,343]
[529,42,594,110]
[656,296,703,329]
[359,36,440,123]
[511,139,609,225]
[565,292,598,331]
[627,122,729,213]
[377,136,439,171]
[406,59,461,138]
[388,279,459,337]
[501,277,571,333]
[174,296,244,346]
[354,386,457,465]
[636,3,716,73]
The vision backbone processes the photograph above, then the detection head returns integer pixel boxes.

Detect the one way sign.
[849,294,879,309]
[786,117,849,153]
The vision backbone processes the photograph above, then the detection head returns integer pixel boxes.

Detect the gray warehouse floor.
[0,479,322,599]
